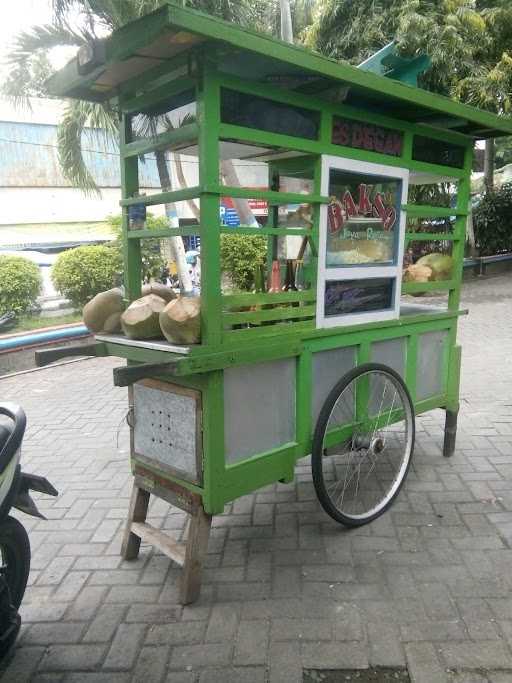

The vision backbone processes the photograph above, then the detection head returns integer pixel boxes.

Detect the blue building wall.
[0,121,161,188]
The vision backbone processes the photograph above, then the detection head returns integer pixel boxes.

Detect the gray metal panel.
[371,338,406,378]
[133,383,199,479]
[224,359,296,463]
[370,339,406,415]
[312,346,356,425]
[416,330,448,400]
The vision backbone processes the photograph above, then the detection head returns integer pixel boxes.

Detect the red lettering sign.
[332,117,403,157]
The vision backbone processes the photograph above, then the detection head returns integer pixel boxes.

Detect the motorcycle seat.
[0,424,12,452]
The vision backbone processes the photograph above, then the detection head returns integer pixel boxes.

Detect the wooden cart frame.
[46,3,512,601]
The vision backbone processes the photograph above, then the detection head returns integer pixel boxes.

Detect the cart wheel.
[312,363,415,527]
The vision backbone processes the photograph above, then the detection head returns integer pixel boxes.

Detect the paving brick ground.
[1,274,512,683]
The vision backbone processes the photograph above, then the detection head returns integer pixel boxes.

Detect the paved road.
[1,274,512,683]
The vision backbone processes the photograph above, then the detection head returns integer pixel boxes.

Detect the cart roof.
[47,2,512,140]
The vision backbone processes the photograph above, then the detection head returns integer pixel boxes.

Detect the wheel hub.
[353,435,385,454]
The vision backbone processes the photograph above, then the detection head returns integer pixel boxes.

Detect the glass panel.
[403,241,453,283]
[324,278,394,317]
[221,89,320,140]
[326,168,401,267]
[412,135,465,169]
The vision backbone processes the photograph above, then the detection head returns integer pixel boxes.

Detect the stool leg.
[443,408,459,458]
[180,505,212,605]
[121,482,150,560]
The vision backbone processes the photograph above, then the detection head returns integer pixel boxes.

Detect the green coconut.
[121,294,166,340]
[416,253,453,281]
[83,287,124,334]
[141,282,176,303]
[159,296,201,345]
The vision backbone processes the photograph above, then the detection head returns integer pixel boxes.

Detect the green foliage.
[51,244,122,308]
[220,234,267,290]
[107,213,166,281]
[0,256,42,317]
[473,183,512,255]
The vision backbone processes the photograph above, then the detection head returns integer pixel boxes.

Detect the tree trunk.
[155,150,193,294]
[484,138,495,194]
[220,159,259,227]
[280,0,294,43]
[175,153,200,221]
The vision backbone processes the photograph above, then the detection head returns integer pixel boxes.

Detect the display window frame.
[316,155,409,328]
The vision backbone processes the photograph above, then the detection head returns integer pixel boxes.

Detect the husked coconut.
[402,263,433,283]
[141,282,176,303]
[121,294,166,339]
[416,253,453,281]
[159,296,201,345]
[83,288,124,334]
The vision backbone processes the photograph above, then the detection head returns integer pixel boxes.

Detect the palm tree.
[8,0,273,292]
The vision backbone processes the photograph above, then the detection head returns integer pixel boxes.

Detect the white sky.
[0,0,80,84]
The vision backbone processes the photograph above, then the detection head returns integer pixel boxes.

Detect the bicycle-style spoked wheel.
[312,363,415,526]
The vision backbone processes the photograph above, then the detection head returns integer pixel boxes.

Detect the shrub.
[0,255,41,316]
[473,183,512,256]
[52,244,122,308]
[107,213,165,281]
[220,233,267,290]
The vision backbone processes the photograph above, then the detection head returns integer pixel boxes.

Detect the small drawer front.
[132,380,202,484]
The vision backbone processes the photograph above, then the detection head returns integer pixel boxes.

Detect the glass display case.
[317,156,409,327]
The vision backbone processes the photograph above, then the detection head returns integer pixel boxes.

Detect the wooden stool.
[121,466,211,604]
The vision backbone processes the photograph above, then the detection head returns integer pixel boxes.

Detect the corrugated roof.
[46,3,512,140]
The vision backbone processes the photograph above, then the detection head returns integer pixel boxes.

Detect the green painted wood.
[401,280,455,294]
[120,186,201,208]
[197,61,222,348]
[223,291,315,307]
[219,226,310,237]
[404,204,467,218]
[405,333,418,403]
[405,233,456,242]
[122,123,199,158]
[126,226,200,239]
[120,113,142,301]
[207,183,329,206]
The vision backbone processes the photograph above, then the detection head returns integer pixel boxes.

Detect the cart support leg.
[443,408,458,458]
[180,505,212,605]
[121,477,212,604]
[121,482,150,560]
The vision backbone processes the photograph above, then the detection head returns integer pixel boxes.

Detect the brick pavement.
[1,274,512,683]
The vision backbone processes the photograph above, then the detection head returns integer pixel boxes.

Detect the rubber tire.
[0,516,30,609]
[312,363,415,527]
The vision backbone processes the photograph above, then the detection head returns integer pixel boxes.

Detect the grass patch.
[1,312,83,336]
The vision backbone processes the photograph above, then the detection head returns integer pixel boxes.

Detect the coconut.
[403,263,433,284]
[141,282,176,303]
[83,287,124,334]
[416,253,453,281]
[159,296,201,345]
[121,294,167,340]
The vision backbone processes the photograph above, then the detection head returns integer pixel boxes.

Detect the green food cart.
[43,3,512,603]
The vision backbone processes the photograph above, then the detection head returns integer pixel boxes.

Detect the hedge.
[0,255,42,316]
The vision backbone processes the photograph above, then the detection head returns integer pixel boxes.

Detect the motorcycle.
[0,403,57,661]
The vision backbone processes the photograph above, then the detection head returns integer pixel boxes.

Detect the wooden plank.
[403,204,467,218]
[121,482,150,561]
[223,290,316,307]
[219,226,310,237]
[207,183,329,206]
[122,123,199,158]
[127,225,201,239]
[405,233,456,242]
[180,504,212,604]
[120,186,201,208]
[131,521,186,566]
